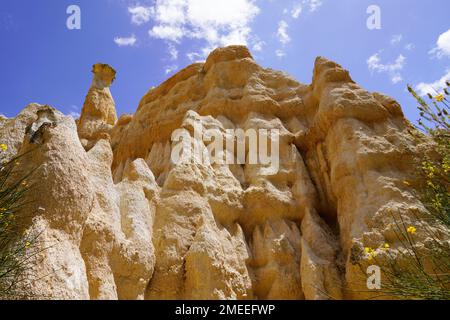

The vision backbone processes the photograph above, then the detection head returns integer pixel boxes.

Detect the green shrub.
[364,83,450,300]
[0,146,39,299]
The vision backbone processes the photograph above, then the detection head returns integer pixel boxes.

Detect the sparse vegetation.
[0,147,39,299]
[361,82,450,300]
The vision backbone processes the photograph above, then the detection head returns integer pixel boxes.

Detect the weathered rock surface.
[1,45,444,300]
[77,63,117,150]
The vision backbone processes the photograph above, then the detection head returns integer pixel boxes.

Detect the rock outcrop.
[1,45,445,300]
[77,63,117,150]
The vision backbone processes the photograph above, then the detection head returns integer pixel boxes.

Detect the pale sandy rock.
[300,209,343,300]
[81,142,156,300]
[14,106,93,299]
[1,45,447,300]
[185,222,253,300]
[0,103,47,161]
[77,63,117,150]
[6,105,155,300]
[250,219,303,300]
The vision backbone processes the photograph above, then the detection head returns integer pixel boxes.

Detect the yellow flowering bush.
[0,148,40,299]
[373,83,450,300]
[354,84,450,299]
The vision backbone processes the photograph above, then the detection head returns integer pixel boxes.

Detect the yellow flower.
[366,249,377,260]
[25,241,31,248]
[0,144,7,152]
[435,94,445,102]
[407,226,417,235]
[384,243,390,249]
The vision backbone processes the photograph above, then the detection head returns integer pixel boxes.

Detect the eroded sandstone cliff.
[0,45,440,300]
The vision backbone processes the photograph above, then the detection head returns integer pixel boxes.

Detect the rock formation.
[0,45,445,300]
[78,63,117,150]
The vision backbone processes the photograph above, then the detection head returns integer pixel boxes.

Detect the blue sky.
[1,0,449,124]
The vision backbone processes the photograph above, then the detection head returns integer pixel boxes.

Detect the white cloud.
[291,3,303,18]
[149,25,185,42]
[287,0,322,19]
[391,74,403,84]
[69,111,80,119]
[165,64,178,74]
[128,6,152,25]
[187,51,203,62]
[367,53,406,84]
[114,34,137,47]
[277,20,290,45]
[275,49,286,58]
[416,69,450,96]
[168,43,179,60]
[390,34,402,45]
[306,0,323,12]
[252,40,265,52]
[429,29,450,58]
[405,43,415,51]
[146,0,260,59]
[67,105,80,119]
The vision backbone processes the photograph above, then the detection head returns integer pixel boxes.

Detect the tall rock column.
[78,63,118,150]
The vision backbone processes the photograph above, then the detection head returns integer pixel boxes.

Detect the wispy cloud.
[390,34,402,45]
[367,53,406,84]
[416,69,450,96]
[429,29,450,59]
[67,105,80,119]
[187,51,203,62]
[286,0,323,19]
[252,40,265,52]
[165,64,178,74]
[114,35,137,47]
[291,3,303,18]
[405,43,415,51]
[128,6,152,25]
[168,43,178,60]
[305,0,323,12]
[275,49,286,58]
[277,20,290,45]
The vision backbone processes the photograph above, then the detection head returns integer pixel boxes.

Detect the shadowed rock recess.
[0,46,439,300]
